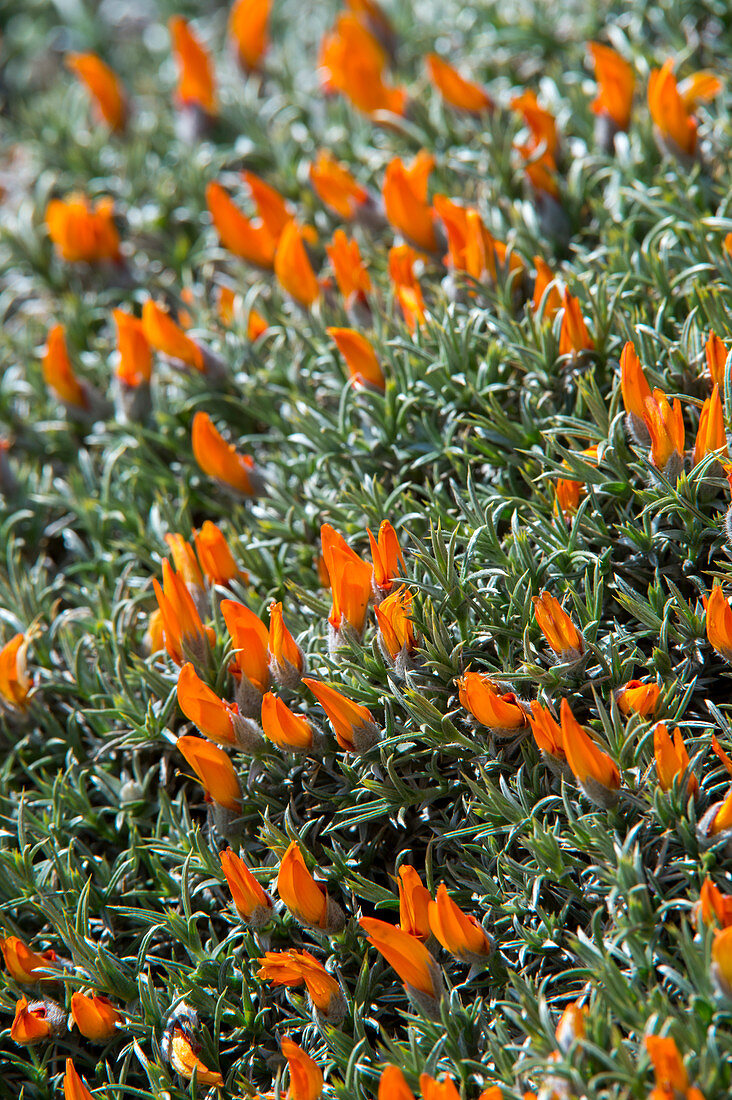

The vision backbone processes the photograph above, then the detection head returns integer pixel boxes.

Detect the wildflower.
[420,1075,461,1100]
[249,307,269,341]
[176,734,242,813]
[532,257,562,321]
[242,171,293,240]
[533,591,584,663]
[698,786,732,838]
[11,997,65,1044]
[277,841,345,933]
[428,883,493,963]
[310,153,369,220]
[41,325,90,412]
[426,54,492,113]
[66,53,127,131]
[165,1022,224,1087]
[642,388,685,476]
[113,309,152,390]
[620,340,652,440]
[697,878,732,928]
[141,300,204,373]
[388,245,426,331]
[268,602,305,689]
[0,634,32,710]
[281,1036,323,1100]
[693,384,727,467]
[319,14,406,117]
[229,0,271,72]
[153,559,213,666]
[275,222,321,307]
[191,411,264,496]
[177,662,261,752]
[327,327,384,391]
[712,734,732,776]
[558,290,595,358]
[0,937,55,982]
[64,1060,95,1100]
[560,698,620,808]
[705,330,728,390]
[712,927,732,998]
[261,692,319,753]
[705,585,732,661]
[433,197,522,286]
[193,521,246,587]
[257,949,347,1021]
[368,520,405,598]
[457,670,527,736]
[374,585,417,668]
[512,90,559,158]
[325,231,372,309]
[647,60,697,157]
[378,1066,416,1100]
[145,608,165,655]
[169,16,217,116]
[654,723,698,797]
[528,702,567,774]
[360,917,444,1012]
[221,599,270,713]
[556,1002,586,1054]
[383,152,438,253]
[166,533,205,604]
[614,679,660,717]
[645,1035,689,1095]
[46,194,120,263]
[70,992,121,1042]
[553,444,599,521]
[588,43,634,134]
[397,865,432,940]
[220,848,273,927]
[321,523,373,644]
[206,181,279,269]
[301,677,380,752]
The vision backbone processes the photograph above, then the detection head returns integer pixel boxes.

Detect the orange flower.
[428,883,493,963]
[275,222,321,307]
[555,477,582,519]
[654,722,698,797]
[261,692,316,752]
[248,308,268,341]
[397,865,432,940]
[301,677,380,752]
[614,680,660,717]
[706,585,732,661]
[388,245,426,331]
[359,917,443,1005]
[257,949,347,1020]
[701,786,732,837]
[378,1066,417,1100]
[177,662,260,752]
[113,310,152,388]
[705,330,728,390]
[642,388,685,474]
[374,585,416,662]
[645,1035,689,1096]
[176,734,242,812]
[368,520,404,596]
[321,523,373,639]
[229,0,271,72]
[281,1035,323,1100]
[648,60,697,156]
[206,181,278,269]
[153,559,213,666]
[310,153,369,220]
[191,411,263,496]
[64,1059,95,1100]
[327,327,384,391]
[712,734,732,776]
[528,701,567,771]
[221,599,270,704]
[325,231,372,307]
[277,841,344,932]
[41,325,89,410]
[559,290,594,357]
[588,43,634,130]
[166,533,205,596]
[712,926,732,997]
[420,1075,461,1100]
[10,997,59,1044]
[169,16,217,115]
[141,300,204,372]
[145,608,165,654]
[217,286,237,327]
[46,194,120,263]
[242,171,293,241]
[167,1024,224,1087]
[533,591,584,661]
[319,14,406,117]
[697,878,732,928]
[70,992,121,1042]
[383,152,438,253]
[620,340,652,424]
[532,256,562,320]
[432,197,522,284]
[268,601,305,687]
[426,54,492,113]
[457,671,527,735]
[0,633,32,709]
[512,90,559,158]
[520,149,560,199]
[556,1002,587,1053]
[193,521,245,587]
[66,53,127,131]
[220,848,272,926]
[560,698,620,807]
[0,937,55,982]
[693,383,727,466]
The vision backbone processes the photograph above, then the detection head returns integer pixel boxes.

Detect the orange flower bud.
[532,257,562,321]
[257,949,347,1020]
[325,231,372,307]
[374,585,417,664]
[318,14,406,117]
[648,60,696,157]
[169,16,217,115]
[241,171,292,241]
[70,992,121,1042]
[512,90,559,158]
[654,723,698,797]
[281,1035,323,1100]
[420,1075,461,1100]
[693,384,727,467]
[558,290,594,358]
[426,54,492,113]
[64,1059,95,1100]
[274,222,321,307]
[310,153,369,220]
[42,325,90,410]
[191,411,264,496]
[177,734,242,812]
[301,677,380,752]
[645,1034,689,1095]
[397,865,432,940]
[261,692,317,753]
[457,671,527,735]
[700,786,732,837]
[177,662,261,752]
[555,477,582,519]
[268,602,305,687]
[432,197,521,285]
[145,608,165,655]
[697,878,732,928]
[167,1024,224,1087]
[327,327,384,391]
[277,841,344,932]
[706,330,728,390]
[712,926,732,998]
[248,308,268,341]
[368,520,405,596]
[620,341,652,424]
[66,53,127,131]
[166,533,205,596]
[229,0,271,72]
[614,679,660,717]
[520,149,560,199]
[378,1065,417,1100]
[153,559,213,666]
[220,848,272,926]
[383,152,438,253]
[11,997,64,1044]
[555,1002,586,1053]
[206,181,278,269]
[588,43,634,130]
[221,599,270,706]
[428,883,493,963]
[706,585,732,661]
[46,194,120,263]
[712,734,732,776]
[113,310,152,388]
[388,245,426,331]
[141,300,204,372]
[560,699,620,807]
[528,702,567,773]
[321,523,373,640]
[193,521,245,587]
[533,591,584,662]
[360,917,443,1008]
[0,937,55,982]
[0,633,32,710]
